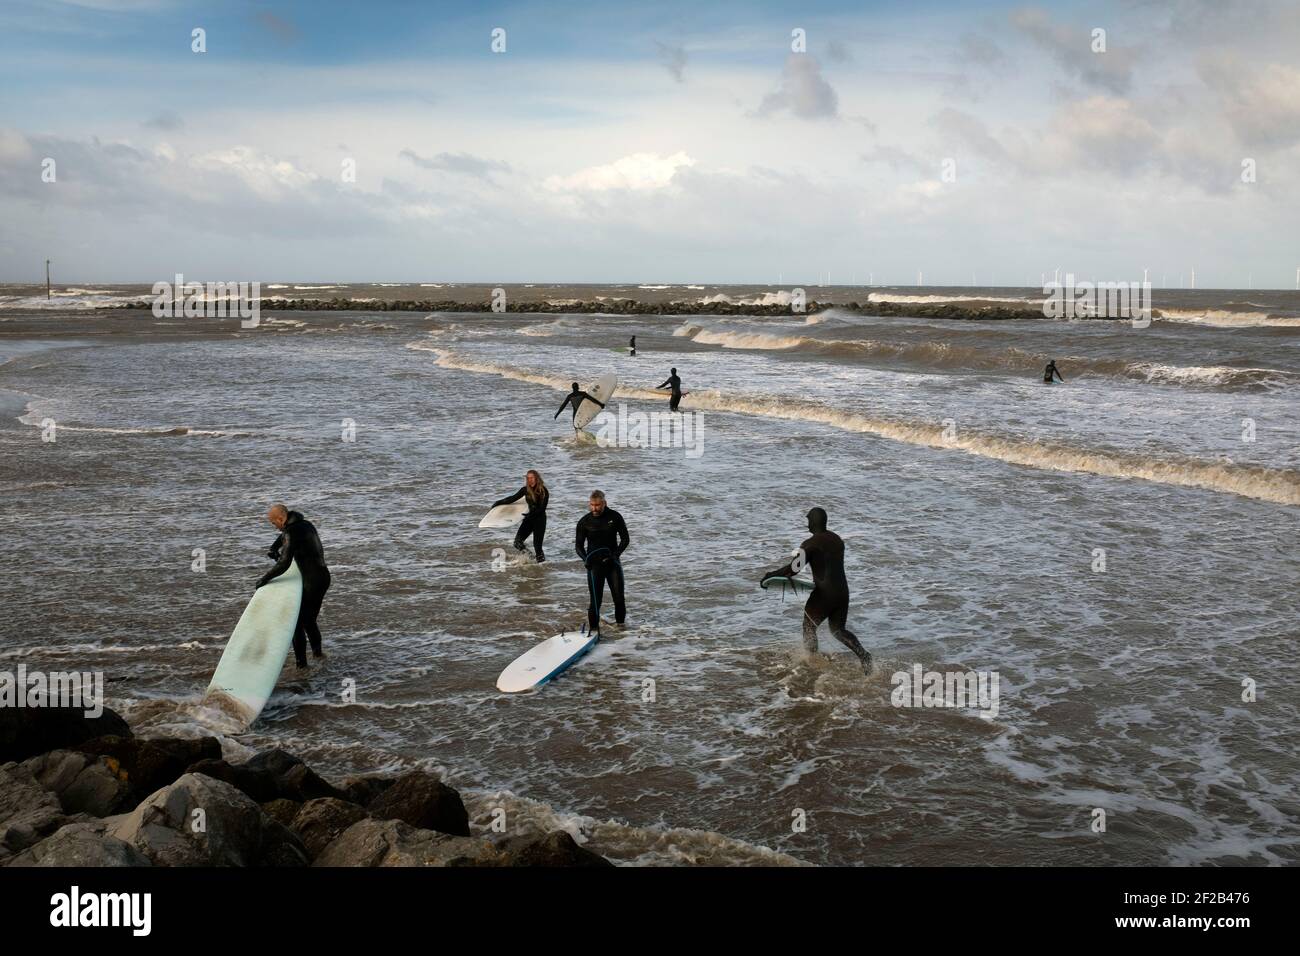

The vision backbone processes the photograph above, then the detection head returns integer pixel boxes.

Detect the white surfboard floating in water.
[573,373,618,432]
[203,559,303,729]
[497,625,599,693]
[479,500,529,529]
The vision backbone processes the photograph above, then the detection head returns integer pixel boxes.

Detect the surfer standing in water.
[491,469,549,562]
[554,382,605,425]
[1043,360,1064,383]
[575,490,629,635]
[657,367,683,412]
[257,504,331,670]
[762,507,872,676]
[629,335,636,357]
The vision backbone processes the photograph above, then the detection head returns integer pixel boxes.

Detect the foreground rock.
[106,773,308,867]
[1,709,614,867]
[0,704,132,763]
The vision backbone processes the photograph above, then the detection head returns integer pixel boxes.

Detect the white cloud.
[543,151,695,193]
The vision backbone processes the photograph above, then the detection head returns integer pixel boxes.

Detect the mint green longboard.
[204,559,303,729]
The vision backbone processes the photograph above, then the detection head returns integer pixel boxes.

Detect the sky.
[1,0,1298,286]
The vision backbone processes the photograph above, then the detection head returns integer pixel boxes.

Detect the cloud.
[143,111,183,131]
[255,11,299,44]
[655,41,687,82]
[1011,7,1136,94]
[826,39,852,64]
[757,54,839,120]
[543,151,695,192]
[958,32,1006,70]
[1197,54,1300,149]
[861,145,932,177]
[399,149,511,180]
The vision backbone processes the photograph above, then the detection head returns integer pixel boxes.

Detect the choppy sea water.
[1,300,1297,866]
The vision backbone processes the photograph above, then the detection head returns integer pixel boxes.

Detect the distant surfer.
[575,490,629,634]
[629,335,637,357]
[555,381,605,426]
[491,469,549,562]
[762,507,871,676]
[657,367,683,412]
[1043,360,1064,383]
[257,504,331,670]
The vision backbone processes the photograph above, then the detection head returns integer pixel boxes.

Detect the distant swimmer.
[554,381,605,425]
[762,507,871,676]
[1043,360,1064,383]
[657,367,683,412]
[491,469,549,562]
[258,504,331,670]
[575,490,629,635]
[629,335,637,357]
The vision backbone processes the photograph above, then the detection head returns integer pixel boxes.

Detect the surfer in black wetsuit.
[657,367,683,412]
[554,382,605,425]
[257,504,331,670]
[629,335,636,357]
[1043,360,1064,383]
[491,469,549,562]
[575,490,629,634]
[762,507,871,676]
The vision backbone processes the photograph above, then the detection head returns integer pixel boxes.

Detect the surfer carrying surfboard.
[629,335,636,357]
[657,367,683,411]
[1043,360,1064,383]
[257,504,331,669]
[761,507,872,676]
[555,382,605,424]
[491,469,549,562]
[575,490,629,634]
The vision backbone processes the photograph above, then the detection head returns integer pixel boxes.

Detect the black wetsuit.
[1044,363,1063,383]
[657,372,682,411]
[575,507,629,632]
[493,485,549,559]
[770,529,871,673]
[555,389,603,423]
[258,511,331,668]
[629,336,636,357]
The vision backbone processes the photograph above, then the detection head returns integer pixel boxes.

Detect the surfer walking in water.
[1043,360,1064,383]
[555,381,605,425]
[762,507,871,676]
[657,367,683,412]
[575,490,629,635]
[492,469,549,562]
[629,335,636,357]
[258,504,331,670]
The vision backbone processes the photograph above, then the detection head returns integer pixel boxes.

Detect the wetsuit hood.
[806,507,828,533]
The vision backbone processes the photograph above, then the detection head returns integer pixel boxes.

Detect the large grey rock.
[0,705,132,763]
[187,749,345,804]
[312,818,501,867]
[366,772,470,836]
[21,749,133,816]
[6,820,151,867]
[106,773,307,867]
[0,762,70,862]
[292,798,368,860]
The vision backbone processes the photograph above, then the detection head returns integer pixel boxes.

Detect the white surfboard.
[497,627,599,693]
[203,559,304,728]
[572,373,618,432]
[479,500,529,529]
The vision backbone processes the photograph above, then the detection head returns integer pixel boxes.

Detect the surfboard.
[760,572,814,596]
[497,626,599,693]
[203,559,304,729]
[479,500,529,528]
[573,373,617,432]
